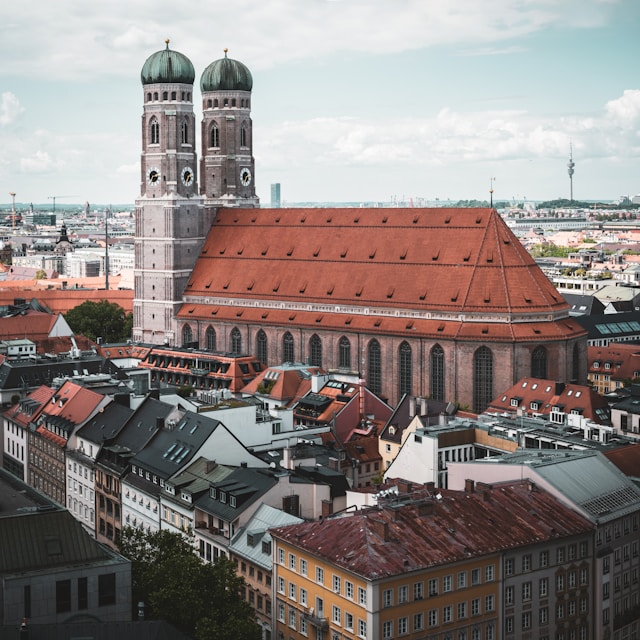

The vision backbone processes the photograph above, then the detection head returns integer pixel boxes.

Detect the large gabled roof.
[183,208,569,322]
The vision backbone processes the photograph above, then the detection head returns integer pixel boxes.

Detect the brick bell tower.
[200,49,259,209]
[133,41,212,345]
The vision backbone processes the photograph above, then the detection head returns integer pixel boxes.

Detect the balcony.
[303,609,328,630]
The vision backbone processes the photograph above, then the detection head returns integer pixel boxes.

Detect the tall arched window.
[283,332,295,363]
[338,336,351,370]
[181,119,188,144]
[210,122,219,148]
[368,339,382,395]
[182,324,193,347]
[241,123,247,147]
[256,330,268,366]
[430,344,445,402]
[150,118,159,144]
[399,341,412,397]
[531,345,547,379]
[205,326,216,352]
[230,328,242,355]
[473,346,494,414]
[309,334,322,368]
[573,343,580,382]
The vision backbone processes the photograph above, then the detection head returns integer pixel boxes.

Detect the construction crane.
[48,195,77,214]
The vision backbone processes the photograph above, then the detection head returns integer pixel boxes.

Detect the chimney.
[371,518,389,542]
[424,481,435,492]
[555,382,566,395]
[417,500,434,516]
[397,479,413,494]
[321,500,333,518]
[156,416,164,429]
[205,459,218,473]
[464,479,475,493]
[241,461,248,468]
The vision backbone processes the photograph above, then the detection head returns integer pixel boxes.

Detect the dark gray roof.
[0,620,192,640]
[0,509,122,574]
[563,293,605,316]
[576,311,640,341]
[195,466,279,520]
[76,401,134,444]
[131,411,222,478]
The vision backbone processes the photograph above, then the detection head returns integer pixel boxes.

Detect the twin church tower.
[133,41,258,345]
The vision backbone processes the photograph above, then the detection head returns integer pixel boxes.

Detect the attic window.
[355,286,363,297]
[369,249,376,259]
[187,307,194,314]
[420,290,427,301]
[345,317,352,325]
[530,401,540,410]
[205,280,212,289]
[341,248,348,258]
[484,292,491,303]
[300,216,306,223]
[299,282,307,293]
[444,216,451,224]
[211,308,218,315]
[413,216,419,224]
[481,326,489,334]
[354,216,360,223]
[316,315,323,323]
[406,321,414,330]
[503,237,511,244]
[533,328,541,334]
[437,324,445,332]
[273,280,280,292]
[261,247,268,256]
[432,251,440,261]
[251,217,257,223]
[313,247,321,257]
[382,216,388,223]
[287,247,294,256]
[326,217,332,223]
[451,290,459,302]
[463,252,471,262]
[262,312,269,319]
[247,280,254,291]
[374,319,381,327]
[476,216,482,224]
[275,217,281,223]
[236,311,243,317]
[524,294,532,303]
[327,285,334,295]
[219,247,226,255]
[400,249,407,260]
[387,287,395,299]
[289,314,296,321]
[486,251,493,263]
[223,280,230,290]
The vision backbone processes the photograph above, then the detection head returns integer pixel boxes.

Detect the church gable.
[184,207,567,319]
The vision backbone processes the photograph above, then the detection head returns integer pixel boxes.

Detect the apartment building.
[270,479,593,640]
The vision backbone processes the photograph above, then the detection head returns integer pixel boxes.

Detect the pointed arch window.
[368,339,382,395]
[205,326,216,352]
[150,118,159,145]
[182,324,193,347]
[231,327,242,355]
[430,344,445,402]
[256,330,268,366]
[309,334,322,368]
[531,345,547,379]
[473,346,493,414]
[181,118,189,144]
[399,341,412,397]
[210,122,220,148]
[241,122,248,147]
[338,336,351,370]
[283,332,294,363]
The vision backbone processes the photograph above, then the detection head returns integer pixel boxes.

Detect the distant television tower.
[567,143,575,202]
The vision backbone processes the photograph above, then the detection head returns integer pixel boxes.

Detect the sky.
[0,0,639,208]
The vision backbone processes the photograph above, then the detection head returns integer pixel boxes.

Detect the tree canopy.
[119,527,261,640]
[64,300,133,343]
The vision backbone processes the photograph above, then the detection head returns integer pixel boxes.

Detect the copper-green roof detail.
[201,50,253,92]
[141,40,195,86]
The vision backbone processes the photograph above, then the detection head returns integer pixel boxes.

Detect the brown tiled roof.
[487,377,609,423]
[240,365,322,404]
[588,344,640,381]
[272,480,593,579]
[0,313,57,341]
[180,207,575,336]
[4,385,55,427]
[603,444,640,478]
[42,380,106,425]
[0,286,133,314]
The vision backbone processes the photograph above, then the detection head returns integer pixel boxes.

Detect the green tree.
[34,269,47,280]
[119,527,260,640]
[64,300,133,343]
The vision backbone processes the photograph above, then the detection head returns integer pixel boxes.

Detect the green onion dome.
[200,49,253,92]
[141,40,195,85]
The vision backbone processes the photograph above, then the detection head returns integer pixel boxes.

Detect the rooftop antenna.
[9,192,16,228]
[489,177,496,208]
[105,206,110,291]
[567,142,575,202]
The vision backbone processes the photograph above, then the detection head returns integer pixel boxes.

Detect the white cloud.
[0,92,24,126]
[604,90,640,129]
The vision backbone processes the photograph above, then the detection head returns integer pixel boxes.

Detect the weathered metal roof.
[141,41,195,85]
[200,51,253,92]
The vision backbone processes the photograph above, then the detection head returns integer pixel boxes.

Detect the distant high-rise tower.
[567,143,575,202]
[271,183,281,208]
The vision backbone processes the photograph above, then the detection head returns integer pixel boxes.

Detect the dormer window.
[210,487,217,499]
[230,496,236,508]
[510,398,520,407]
[604,362,611,369]
[220,491,227,504]
[530,401,539,411]
[593,362,600,369]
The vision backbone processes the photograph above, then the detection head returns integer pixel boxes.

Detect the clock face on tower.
[147,167,160,185]
[181,166,194,186]
[240,167,252,187]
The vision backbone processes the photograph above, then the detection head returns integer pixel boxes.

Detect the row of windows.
[205,97,250,109]
[505,576,589,605]
[506,612,589,635]
[505,543,590,574]
[145,90,192,102]
[382,617,495,639]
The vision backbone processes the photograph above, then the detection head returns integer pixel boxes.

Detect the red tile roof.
[182,208,570,324]
[603,444,640,478]
[42,380,106,425]
[0,287,133,314]
[588,344,640,381]
[271,480,593,579]
[4,385,55,427]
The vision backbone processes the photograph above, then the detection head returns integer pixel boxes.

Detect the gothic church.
[133,42,586,412]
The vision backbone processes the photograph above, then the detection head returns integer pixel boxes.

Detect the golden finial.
[165,38,170,48]
[224,48,228,57]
